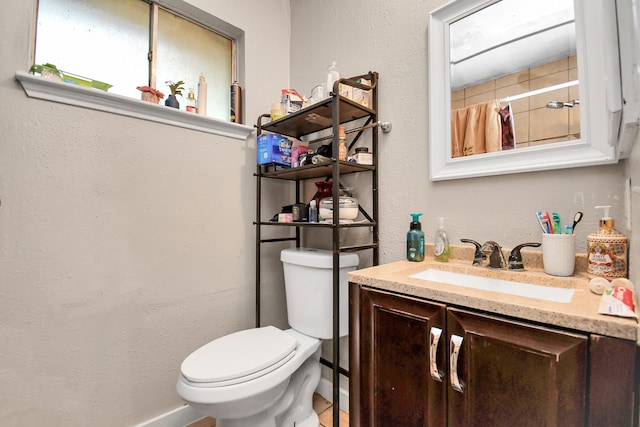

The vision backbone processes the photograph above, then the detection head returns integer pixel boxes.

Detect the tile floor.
[185,393,348,427]
[314,393,350,426]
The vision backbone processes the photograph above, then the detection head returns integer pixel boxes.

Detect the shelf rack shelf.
[254,71,379,427]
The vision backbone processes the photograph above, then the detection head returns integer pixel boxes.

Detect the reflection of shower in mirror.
[546,99,580,109]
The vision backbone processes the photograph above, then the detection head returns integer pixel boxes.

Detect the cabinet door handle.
[429,327,443,382]
[450,334,464,393]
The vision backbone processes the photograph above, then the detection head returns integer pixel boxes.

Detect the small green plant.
[166,80,185,97]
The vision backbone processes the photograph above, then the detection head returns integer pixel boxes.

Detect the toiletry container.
[407,213,425,262]
[230,80,242,123]
[542,233,575,276]
[197,74,207,115]
[434,217,450,262]
[326,61,340,95]
[587,205,628,278]
[319,196,358,221]
[338,125,347,161]
[308,200,318,223]
[186,88,197,113]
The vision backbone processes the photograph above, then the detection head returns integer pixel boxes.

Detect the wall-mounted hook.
[377,121,392,133]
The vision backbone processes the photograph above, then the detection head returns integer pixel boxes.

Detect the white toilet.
[176,247,359,427]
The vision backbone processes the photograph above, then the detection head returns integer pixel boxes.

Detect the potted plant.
[136,85,165,104]
[165,80,184,108]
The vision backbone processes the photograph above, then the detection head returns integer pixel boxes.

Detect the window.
[34,0,235,121]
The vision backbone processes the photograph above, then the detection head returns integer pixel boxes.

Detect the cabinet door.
[447,308,588,427]
[588,334,637,427]
[358,286,447,427]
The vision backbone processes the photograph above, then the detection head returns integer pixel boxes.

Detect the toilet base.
[214,348,321,427]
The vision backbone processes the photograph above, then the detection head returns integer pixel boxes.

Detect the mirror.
[429,0,623,180]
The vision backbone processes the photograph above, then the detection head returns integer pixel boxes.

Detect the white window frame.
[16,0,252,140]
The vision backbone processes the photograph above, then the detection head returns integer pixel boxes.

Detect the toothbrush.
[551,212,561,234]
[571,211,583,234]
[535,211,547,232]
[536,211,551,233]
[541,211,552,233]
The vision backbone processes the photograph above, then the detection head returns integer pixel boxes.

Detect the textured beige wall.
[0,0,291,425]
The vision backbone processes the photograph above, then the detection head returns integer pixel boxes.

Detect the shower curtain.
[451,99,502,158]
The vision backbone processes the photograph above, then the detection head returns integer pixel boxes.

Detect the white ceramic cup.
[542,233,576,277]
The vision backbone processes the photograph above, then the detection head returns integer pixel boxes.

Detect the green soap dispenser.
[407,213,425,262]
[434,217,450,262]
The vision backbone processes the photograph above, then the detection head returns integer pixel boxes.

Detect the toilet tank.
[280,248,359,339]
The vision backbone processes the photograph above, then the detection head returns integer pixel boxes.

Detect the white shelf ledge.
[15,71,253,140]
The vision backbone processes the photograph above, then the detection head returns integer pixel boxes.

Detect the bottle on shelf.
[197,74,207,115]
[230,80,242,123]
[338,125,347,161]
[186,88,197,113]
[326,61,340,96]
[309,200,318,223]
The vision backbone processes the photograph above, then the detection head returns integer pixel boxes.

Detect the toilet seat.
[180,326,297,388]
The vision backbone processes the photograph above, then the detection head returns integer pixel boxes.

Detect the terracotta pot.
[141,92,160,104]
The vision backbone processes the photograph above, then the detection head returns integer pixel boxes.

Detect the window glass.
[35,0,149,98]
[157,8,232,119]
[35,0,235,117]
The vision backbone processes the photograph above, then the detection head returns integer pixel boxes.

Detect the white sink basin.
[409,268,575,303]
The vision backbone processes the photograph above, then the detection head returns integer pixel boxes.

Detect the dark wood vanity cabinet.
[446,307,587,427]
[354,284,447,426]
[350,284,637,427]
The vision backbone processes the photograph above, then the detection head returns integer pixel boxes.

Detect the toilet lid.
[181,326,297,384]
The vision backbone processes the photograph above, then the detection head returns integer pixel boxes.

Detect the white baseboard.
[135,379,349,427]
[132,404,204,427]
[315,378,349,414]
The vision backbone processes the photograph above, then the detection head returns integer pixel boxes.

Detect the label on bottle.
[338,141,347,161]
[587,235,628,278]
[407,236,424,261]
[434,239,444,256]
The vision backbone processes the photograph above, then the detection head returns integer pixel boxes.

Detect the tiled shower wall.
[451,56,579,147]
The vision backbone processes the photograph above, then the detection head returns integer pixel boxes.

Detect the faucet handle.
[460,239,487,266]
[508,242,541,270]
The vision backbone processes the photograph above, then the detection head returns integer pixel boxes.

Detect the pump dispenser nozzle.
[410,213,423,228]
[595,205,611,219]
[595,205,614,229]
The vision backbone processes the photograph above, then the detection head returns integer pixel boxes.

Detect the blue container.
[257,134,292,167]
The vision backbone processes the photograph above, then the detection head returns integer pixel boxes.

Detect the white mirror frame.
[428,0,622,181]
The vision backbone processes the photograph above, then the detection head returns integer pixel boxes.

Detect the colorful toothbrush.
[536,212,546,232]
[536,211,551,233]
[551,212,561,234]
[542,211,553,233]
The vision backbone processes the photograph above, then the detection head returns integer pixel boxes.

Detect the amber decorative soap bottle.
[587,205,628,279]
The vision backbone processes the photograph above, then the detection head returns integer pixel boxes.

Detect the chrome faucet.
[481,241,509,269]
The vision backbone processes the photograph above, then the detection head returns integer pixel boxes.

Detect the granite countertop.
[348,244,639,342]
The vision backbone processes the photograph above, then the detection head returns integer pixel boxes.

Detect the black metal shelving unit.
[254,71,380,427]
